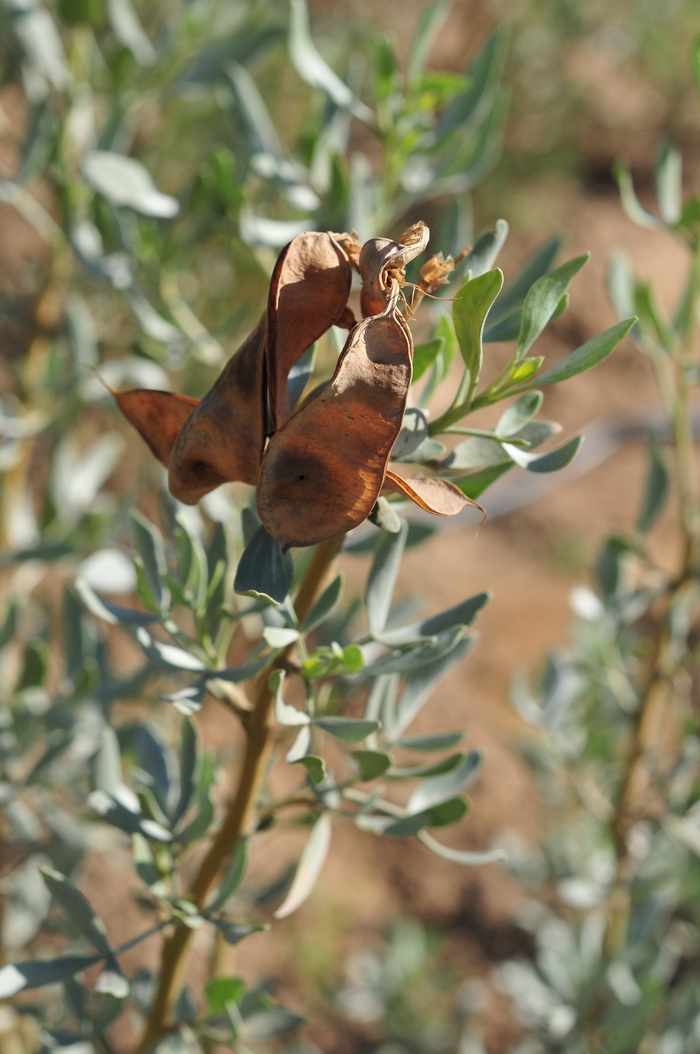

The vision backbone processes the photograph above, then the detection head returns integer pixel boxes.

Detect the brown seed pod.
[257,288,413,550]
[168,317,267,504]
[108,387,199,467]
[382,469,485,519]
[267,231,353,430]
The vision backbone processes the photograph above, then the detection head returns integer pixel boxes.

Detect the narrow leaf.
[208,839,249,912]
[502,435,583,473]
[517,255,589,357]
[655,141,682,225]
[301,574,344,632]
[313,717,379,743]
[274,813,332,919]
[288,0,372,121]
[535,319,635,386]
[384,796,468,837]
[41,868,111,955]
[637,434,669,533]
[365,519,408,637]
[407,749,484,812]
[396,731,464,752]
[0,956,103,997]
[83,151,178,218]
[495,392,543,436]
[417,831,505,864]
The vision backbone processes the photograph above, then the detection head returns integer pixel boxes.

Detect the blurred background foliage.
[1,0,699,1052]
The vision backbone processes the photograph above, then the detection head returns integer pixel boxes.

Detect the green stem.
[136,535,344,1053]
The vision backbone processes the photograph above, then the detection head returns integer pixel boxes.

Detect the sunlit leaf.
[517,255,589,357]
[83,151,178,218]
[535,319,635,387]
[274,813,332,919]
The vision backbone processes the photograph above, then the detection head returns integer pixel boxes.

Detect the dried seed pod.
[267,231,353,429]
[168,318,266,504]
[382,469,485,519]
[359,221,430,317]
[109,387,199,467]
[257,290,413,550]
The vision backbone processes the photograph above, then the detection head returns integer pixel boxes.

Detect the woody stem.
[136,534,344,1052]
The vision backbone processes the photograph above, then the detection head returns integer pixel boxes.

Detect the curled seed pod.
[359,221,430,317]
[267,231,353,429]
[108,387,199,467]
[168,318,266,504]
[257,288,413,550]
[383,469,485,519]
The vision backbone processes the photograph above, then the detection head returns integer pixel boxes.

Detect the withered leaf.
[257,300,413,550]
[110,387,199,467]
[168,318,267,504]
[383,470,485,519]
[267,231,353,429]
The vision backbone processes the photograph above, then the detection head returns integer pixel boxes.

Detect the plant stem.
[136,535,344,1052]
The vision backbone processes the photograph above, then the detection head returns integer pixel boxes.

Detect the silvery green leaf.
[517,254,589,357]
[136,628,205,671]
[535,320,635,387]
[453,268,503,394]
[234,525,293,604]
[392,637,475,740]
[392,408,430,459]
[207,838,248,912]
[615,160,664,229]
[161,684,205,716]
[10,0,69,93]
[351,750,392,781]
[77,548,137,595]
[655,141,682,225]
[239,208,309,248]
[366,519,408,638]
[286,724,312,763]
[263,626,299,648]
[107,0,156,65]
[94,727,123,796]
[95,962,130,1000]
[396,731,464,752]
[272,671,309,727]
[209,918,266,946]
[412,338,444,384]
[636,433,669,534]
[502,435,583,473]
[41,867,111,954]
[0,956,103,997]
[295,755,326,783]
[417,831,505,864]
[382,592,490,645]
[363,627,467,677]
[407,0,452,81]
[383,796,468,836]
[75,577,158,627]
[274,812,332,919]
[388,752,465,779]
[440,435,510,472]
[301,574,344,632]
[496,392,543,436]
[407,749,484,812]
[52,433,124,522]
[288,0,372,122]
[89,789,172,841]
[83,151,178,218]
[462,221,508,278]
[490,235,563,322]
[130,510,169,614]
[313,717,379,743]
